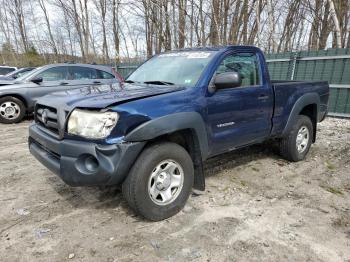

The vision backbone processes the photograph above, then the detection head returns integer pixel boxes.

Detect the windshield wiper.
[124,80,135,83]
[143,80,175,86]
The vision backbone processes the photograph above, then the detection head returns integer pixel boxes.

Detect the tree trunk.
[209,0,220,45]
[71,0,86,59]
[178,0,186,48]
[38,0,58,56]
[13,0,28,52]
[112,0,120,63]
[328,0,341,48]
[266,0,276,52]
[164,1,172,50]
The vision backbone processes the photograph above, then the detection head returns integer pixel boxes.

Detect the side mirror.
[214,72,242,89]
[31,76,43,84]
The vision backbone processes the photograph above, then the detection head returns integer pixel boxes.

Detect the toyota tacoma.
[28,46,329,221]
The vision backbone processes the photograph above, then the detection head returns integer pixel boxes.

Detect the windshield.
[127,51,217,87]
[15,66,43,82]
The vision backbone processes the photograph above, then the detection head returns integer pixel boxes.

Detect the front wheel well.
[145,129,205,191]
[0,94,28,110]
[299,104,317,142]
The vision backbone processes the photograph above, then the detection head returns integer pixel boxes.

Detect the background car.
[0,63,123,124]
[1,67,36,79]
[0,66,17,76]
[0,67,36,86]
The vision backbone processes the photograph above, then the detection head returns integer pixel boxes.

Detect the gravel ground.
[0,117,349,262]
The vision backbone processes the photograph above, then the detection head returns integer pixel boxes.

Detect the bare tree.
[38,0,58,56]
[94,0,109,62]
[178,0,187,48]
[12,0,29,52]
[111,0,120,62]
[328,0,341,48]
[1,0,350,65]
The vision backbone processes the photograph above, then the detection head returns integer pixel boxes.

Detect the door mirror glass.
[214,72,242,89]
[31,76,43,84]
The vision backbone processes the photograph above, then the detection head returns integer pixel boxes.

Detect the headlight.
[67,109,119,139]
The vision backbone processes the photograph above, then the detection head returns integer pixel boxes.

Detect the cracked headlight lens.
[67,109,119,139]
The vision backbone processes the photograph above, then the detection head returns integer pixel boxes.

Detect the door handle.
[258,94,269,100]
[60,82,69,85]
[93,81,101,84]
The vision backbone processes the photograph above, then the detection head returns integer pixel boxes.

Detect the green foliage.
[26,45,39,56]
[320,185,343,196]
[24,45,44,66]
[325,161,336,170]
[1,42,15,54]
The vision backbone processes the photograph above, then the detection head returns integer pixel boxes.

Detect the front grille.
[36,104,59,135]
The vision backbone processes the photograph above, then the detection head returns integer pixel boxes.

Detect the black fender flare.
[282,92,320,137]
[124,112,209,160]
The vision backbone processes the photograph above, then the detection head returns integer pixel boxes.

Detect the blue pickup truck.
[29,46,329,221]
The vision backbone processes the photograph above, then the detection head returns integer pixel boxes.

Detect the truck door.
[206,52,273,155]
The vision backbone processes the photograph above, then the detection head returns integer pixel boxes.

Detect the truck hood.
[39,83,186,109]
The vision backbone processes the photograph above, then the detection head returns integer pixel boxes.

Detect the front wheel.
[122,142,194,221]
[0,96,26,124]
[279,115,313,162]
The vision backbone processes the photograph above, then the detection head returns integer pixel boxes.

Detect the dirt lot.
[0,118,349,262]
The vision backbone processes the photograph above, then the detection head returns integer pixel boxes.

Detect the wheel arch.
[0,94,28,109]
[282,93,320,142]
[124,112,209,191]
[299,104,318,142]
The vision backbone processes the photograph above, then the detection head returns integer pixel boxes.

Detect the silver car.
[0,63,122,123]
[0,66,17,76]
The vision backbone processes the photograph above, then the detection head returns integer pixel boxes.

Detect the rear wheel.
[122,142,194,221]
[0,96,26,124]
[279,115,313,162]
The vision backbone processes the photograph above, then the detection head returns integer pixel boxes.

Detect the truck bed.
[270,80,329,136]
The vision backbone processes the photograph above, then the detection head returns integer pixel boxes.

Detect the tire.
[122,142,194,221]
[0,96,26,124]
[279,115,313,162]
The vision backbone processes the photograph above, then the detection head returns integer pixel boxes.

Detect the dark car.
[0,63,122,123]
[29,46,329,221]
[0,66,17,76]
[1,67,35,79]
[0,67,36,85]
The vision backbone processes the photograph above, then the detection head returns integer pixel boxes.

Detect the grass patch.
[321,185,343,195]
[333,215,350,228]
[222,186,230,192]
[325,161,336,170]
[240,180,247,187]
[251,166,260,172]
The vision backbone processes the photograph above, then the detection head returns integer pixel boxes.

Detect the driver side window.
[217,53,261,87]
[37,67,68,82]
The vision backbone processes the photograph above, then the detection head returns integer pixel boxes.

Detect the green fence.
[116,48,350,117]
[266,49,350,117]
[115,63,139,78]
